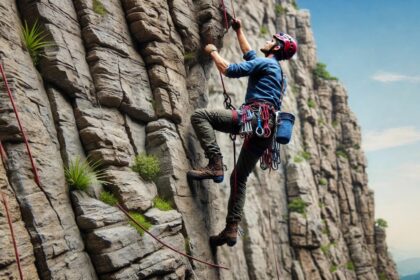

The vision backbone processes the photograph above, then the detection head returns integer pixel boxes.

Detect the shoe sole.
[227,240,236,247]
[187,173,224,183]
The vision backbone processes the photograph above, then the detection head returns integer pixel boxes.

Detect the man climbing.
[187,19,297,248]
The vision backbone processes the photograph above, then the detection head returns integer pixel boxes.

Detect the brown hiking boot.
[209,222,238,247]
[187,155,224,183]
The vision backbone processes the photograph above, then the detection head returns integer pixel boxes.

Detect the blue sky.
[298,0,420,261]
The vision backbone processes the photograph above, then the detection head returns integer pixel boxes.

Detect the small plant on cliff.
[153,196,173,211]
[129,212,152,236]
[21,20,54,66]
[275,4,285,15]
[375,218,388,229]
[378,272,388,280]
[260,26,268,36]
[346,261,355,271]
[93,0,107,16]
[288,198,307,214]
[184,52,196,62]
[184,237,192,255]
[319,178,328,186]
[65,156,108,191]
[132,153,160,181]
[307,98,316,108]
[100,190,119,206]
[301,150,311,160]
[291,0,299,10]
[330,264,338,273]
[313,63,338,81]
[336,148,348,159]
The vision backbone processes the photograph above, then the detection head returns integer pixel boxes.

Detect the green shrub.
[288,198,307,214]
[307,99,316,108]
[129,212,152,236]
[260,26,268,36]
[336,148,348,159]
[100,190,118,206]
[21,20,54,65]
[93,0,107,16]
[293,155,303,163]
[375,218,388,229]
[184,237,191,255]
[132,153,160,181]
[353,144,360,150]
[184,52,196,62]
[318,118,325,126]
[275,4,285,15]
[301,150,311,160]
[320,244,330,255]
[291,0,299,10]
[332,120,339,127]
[153,197,173,211]
[65,156,107,191]
[330,265,338,273]
[314,63,338,81]
[378,272,387,280]
[346,261,355,271]
[319,178,328,186]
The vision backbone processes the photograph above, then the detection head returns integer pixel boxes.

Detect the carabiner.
[255,117,264,137]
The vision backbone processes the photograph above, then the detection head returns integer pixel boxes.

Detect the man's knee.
[190,108,207,125]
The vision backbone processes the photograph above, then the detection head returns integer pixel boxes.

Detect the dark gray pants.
[191,108,273,223]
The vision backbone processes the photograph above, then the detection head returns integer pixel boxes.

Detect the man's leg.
[188,108,239,183]
[210,136,272,247]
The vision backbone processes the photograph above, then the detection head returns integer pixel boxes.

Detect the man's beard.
[260,48,270,57]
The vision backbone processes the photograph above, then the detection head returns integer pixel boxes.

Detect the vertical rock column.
[1,0,97,278]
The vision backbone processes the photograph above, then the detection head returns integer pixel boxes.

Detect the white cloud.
[363,126,420,151]
[371,71,420,83]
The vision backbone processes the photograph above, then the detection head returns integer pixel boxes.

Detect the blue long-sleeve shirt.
[226,50,284,110]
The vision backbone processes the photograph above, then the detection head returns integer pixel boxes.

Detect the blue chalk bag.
[275,112,295,144]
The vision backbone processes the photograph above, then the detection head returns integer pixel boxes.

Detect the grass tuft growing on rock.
[260,26,268,36]
[21,20,54,65]
[93,0,107,16]
[291,0,299,10]
[275,4,285,15]
[129,212,152,236]
[288,198,307,214]
[132,153,160,181]
[314,63,338,81]
[153,196,173,211]
[346,261,355,271]
[65,156,107,191]
[307,98,316,108]
[375,218,388,229]
[100,190,118,206]
[336,148,348,159]
[319,178,328,186]
[330,264,338,273]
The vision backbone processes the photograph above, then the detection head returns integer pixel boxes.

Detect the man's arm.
[232,19,252,55]
[204,44,229,75]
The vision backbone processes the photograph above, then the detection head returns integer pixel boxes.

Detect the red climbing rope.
[219,0,229,30]
[1,192,24,280]
[0,63,41,188]
[117,204,230,270]
[0,141,7,165]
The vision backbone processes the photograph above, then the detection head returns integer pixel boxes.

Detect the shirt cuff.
[243,50,257,61]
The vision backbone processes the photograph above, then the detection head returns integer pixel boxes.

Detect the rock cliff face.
[0,0,398,279]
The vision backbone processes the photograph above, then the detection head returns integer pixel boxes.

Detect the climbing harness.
[0,63,41,188]
[117,204,229,270]
[1,192,24,280]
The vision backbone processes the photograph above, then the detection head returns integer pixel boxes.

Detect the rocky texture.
[0,0,398,279]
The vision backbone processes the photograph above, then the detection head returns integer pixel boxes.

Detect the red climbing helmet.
[273,32,297,60]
